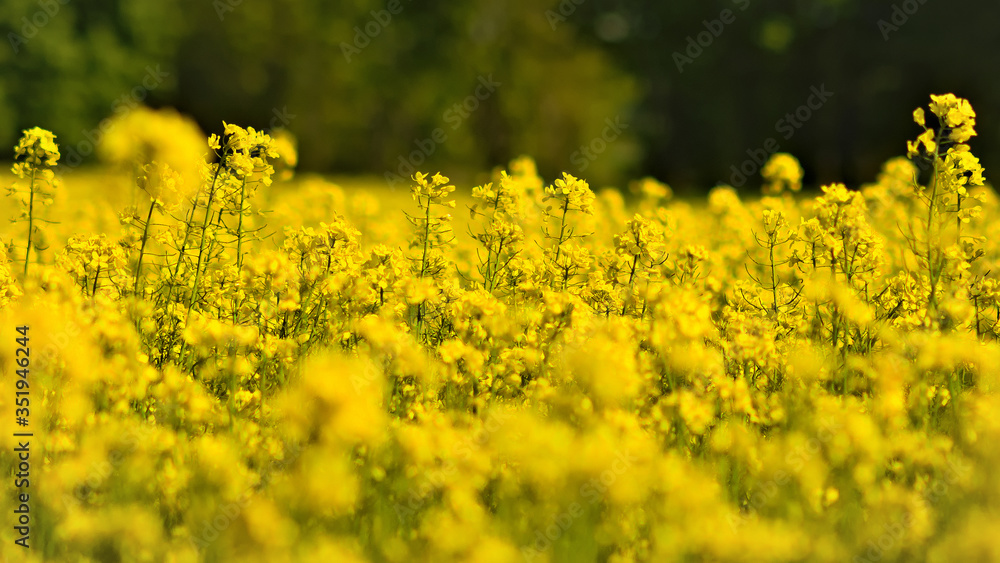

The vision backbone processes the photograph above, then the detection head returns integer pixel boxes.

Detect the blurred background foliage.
[2,0,999,193]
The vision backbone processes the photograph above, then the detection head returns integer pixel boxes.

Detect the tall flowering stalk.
[470,171,524,293]
[613,213,666,316]
[542,173,594,290]
[187,124,277,318]
[8,127,60,276]
[905,94,985,325]
[98,107,207,295]
[405,172,455,341]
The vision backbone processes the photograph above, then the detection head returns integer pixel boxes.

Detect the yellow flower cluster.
[100,107,207,202]
[12,127,60,173]
[2,94,1000,562]
[761,152,803,195]
[208,122,280,185]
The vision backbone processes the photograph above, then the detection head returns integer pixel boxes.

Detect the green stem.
[553,197,570,266]
[163,205,197,307]
[23,169,35,276]
[925,129,944,317]
[92,264,101,297]
[419,197,431,278]
[236,178,247,273]
[133,198,157,295]
[956,192,963,242]
[178,165,223,368]
[416,196,432,340]
[622,254,638,316]
[186,167,222,321]
[769,233,778,315]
